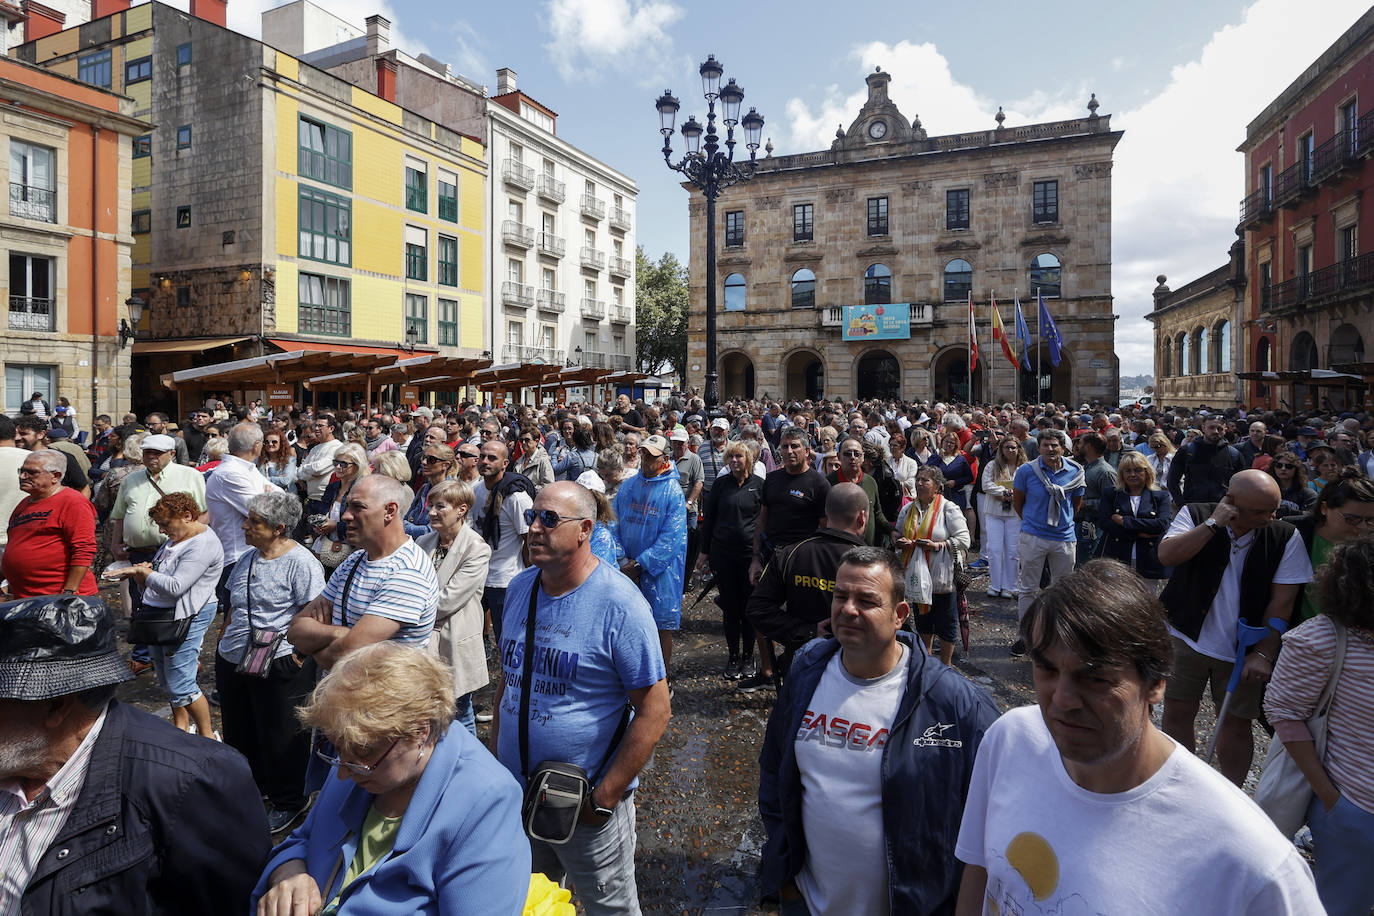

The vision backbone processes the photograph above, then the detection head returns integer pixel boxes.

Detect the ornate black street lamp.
[657,55,764,411]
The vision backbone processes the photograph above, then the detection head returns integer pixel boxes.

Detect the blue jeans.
[529,791,640,916]
[456,692,475,737]
[151,599,216,707]
[1308,793,1374,915]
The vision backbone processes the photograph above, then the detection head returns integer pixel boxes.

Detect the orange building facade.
[0,55,146,422]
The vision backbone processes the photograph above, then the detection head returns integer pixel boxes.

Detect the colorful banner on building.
[841,303,911,341]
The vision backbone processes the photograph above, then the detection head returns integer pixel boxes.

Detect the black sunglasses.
[523,508,588,529]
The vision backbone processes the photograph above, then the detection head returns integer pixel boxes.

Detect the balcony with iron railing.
[580,194,606,220]
[8,295,54,331]
[501,281,534,307]
[537,289,566,313]
[608,256,632,278]
[502,159,534,191]
[609,353,632,371]
[580,297,606,320]
[1311,128,1359,184]
[10,184,55,223]
[502,344,564,365]
[536,174,566,203]
[580,247,605,271]
[1360,111,1374,157]
[609,303,633,323]
[537,232,566,258]
[819,302,934,326]
[610,207,631,232]
[501,220,535,248]
[1262,251,1374,313]
[1272,159,1313,208]
[1238,187,1273,229]
[580,349,611,369]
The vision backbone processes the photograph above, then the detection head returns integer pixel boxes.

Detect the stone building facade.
[1237,6,1374,412]
[1148,242,1243,410]
[686,68,1121,406]
[0,55,144,420]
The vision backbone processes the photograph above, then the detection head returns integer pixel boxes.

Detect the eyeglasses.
[523,508,589,529]
[1272,462,1297,470]
[1337,511,1374,528]
[315,736,401,776]
[421,455,451,465]
[333,460,356,469]
[17,467,54,476]
[457,451,479,460]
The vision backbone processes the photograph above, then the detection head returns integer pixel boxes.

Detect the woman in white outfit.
[981,436,1026,599]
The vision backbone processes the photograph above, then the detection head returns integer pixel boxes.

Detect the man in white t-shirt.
[1156,470,1311,785]
[470,439,533,643]
[759,547,999,915]
[955,560,1322,915]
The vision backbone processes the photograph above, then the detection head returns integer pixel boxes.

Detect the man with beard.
[0,596,267,913]
[1166,415,1245,509]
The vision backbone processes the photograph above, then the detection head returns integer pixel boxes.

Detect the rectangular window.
[405,165,427,213]
[405,240,427,281]
[507,258,524,284]
[176,43,192,66]
[176,125,192,149]
[1297,243,1313,299]
[78,50,111,88]
[1340,225,1357,262]
[1259,260,1272,310]
[125,56,151,83]
[866,197,889,236]
[1032,180,1058,223]
[438,174,458,222]
[438,298,459,345]
[724,210,744,247]
[4,365,55,415]
[1342,99,1359,153]
[132,209,151,234]
[298,273,351,336]
[438,235,458,286]
[9,141,55,222]
[8,253,54,331]
[1299,133,1315,177]
[297,116,352,190]
[793,203,814,242]
[1259,164,1272,203]
[946,188,970,229]
[176,286,191,308]
[405,294,428,344]
[298,187,351,265]
[133,135,151,158]
[176,206,191,228]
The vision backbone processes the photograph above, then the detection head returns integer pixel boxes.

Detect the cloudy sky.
[178,0,1370,375]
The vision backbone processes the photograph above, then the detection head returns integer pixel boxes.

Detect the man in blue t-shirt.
[1010,429,1084,656]
[492,481,670,916]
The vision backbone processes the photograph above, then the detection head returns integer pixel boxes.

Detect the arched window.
[1197,327,1209,374]
[943,259,972,302]
[1030,253,1061,298]
[1180,332,1191,376]
[791,268,816,309]
[1215,320,1231,373]
[864,263,892,305]
[1161,340,1172,377]
[723,272,746,311]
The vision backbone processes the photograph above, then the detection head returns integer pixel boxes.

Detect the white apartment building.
[486,67,637,398]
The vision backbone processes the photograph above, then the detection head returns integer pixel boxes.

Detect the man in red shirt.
[2,449,97,598]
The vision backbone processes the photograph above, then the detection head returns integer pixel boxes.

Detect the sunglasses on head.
[523,508,589,528]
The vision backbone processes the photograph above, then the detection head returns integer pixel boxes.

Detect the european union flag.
[1038,294,1063,367]
[1014,297,1033,372]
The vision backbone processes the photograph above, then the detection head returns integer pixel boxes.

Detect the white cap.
[141,434,177,452]
[711,418,730,431]
[669,428,689,442]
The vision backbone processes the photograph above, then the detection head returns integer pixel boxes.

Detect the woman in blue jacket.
[252,642,529,916]
[1097,450,1173,589]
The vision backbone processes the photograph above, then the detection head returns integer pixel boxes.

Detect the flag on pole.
[1038,294,1064,367]
[991,296,1019,370]
[1014,297,1033,372]
[967,292,979,371]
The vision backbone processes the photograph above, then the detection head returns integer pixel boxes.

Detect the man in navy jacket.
[758,547,1000,915]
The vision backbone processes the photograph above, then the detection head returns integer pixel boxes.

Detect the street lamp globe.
[718,79,744,127]
[656,90,680,136]
[699,55,723,100]
[680,116,703,155]
[742,108,765,151]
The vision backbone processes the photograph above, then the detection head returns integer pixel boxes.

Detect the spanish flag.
[991,296,1019,370]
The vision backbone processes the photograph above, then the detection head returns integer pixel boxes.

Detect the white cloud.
[784,0,1372,376]
[543,0,683,82]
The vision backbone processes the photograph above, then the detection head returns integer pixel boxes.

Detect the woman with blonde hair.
[1098,449,1173,589]
[1145,432,1175,484]
[981,435,1026,599]
[371,449,412,484]
[415,480,490,735]
[312,442,368,570]
[251,642,529,915]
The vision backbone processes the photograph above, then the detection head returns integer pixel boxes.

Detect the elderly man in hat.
[0,596,268,913]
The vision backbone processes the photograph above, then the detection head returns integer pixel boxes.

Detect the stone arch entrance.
[784,349,825,401]
[856,349,901,400]
[1015,345,1073,404]
[720,351,755,400]
[1290,332,1319,411]
[931,346,983,403]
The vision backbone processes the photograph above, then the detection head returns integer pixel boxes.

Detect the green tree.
[634,245,689,384]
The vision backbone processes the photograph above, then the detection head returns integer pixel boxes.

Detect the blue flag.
[1014,297,1033,372]
[1038,294,1063,367]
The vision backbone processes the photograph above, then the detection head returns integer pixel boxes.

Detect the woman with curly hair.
[1267,449,1316,520]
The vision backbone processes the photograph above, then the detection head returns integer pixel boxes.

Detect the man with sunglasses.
[492,481,669,915]
[1157,470,1312,786]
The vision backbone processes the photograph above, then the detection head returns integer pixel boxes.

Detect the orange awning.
[266,338,434,358]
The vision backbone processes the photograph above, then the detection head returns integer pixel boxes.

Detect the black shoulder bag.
[519,574,630,845]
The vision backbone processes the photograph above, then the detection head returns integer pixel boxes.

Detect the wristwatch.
[585,788,615,819]
[1203,518,1221,533]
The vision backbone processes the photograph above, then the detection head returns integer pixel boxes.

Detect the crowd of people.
[0,387,1371,915]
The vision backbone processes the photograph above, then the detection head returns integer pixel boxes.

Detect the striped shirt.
[321,538,438,650]
[0,706,107,912]
[1264,614,1374,815]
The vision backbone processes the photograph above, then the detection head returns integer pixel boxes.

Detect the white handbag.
[1253,620,1347,838]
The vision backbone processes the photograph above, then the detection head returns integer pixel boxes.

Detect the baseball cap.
[669,429,688,442]
[141,433,177,452]
[414,406,434,419]
[640,435,669,456]
[710,418,730,431]
[48,427,70,440]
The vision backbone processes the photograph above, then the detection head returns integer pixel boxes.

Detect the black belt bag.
[127,604,192,646]
[518,573,628,845]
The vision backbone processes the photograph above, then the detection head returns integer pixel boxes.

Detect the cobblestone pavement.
[104,560,1273,916]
